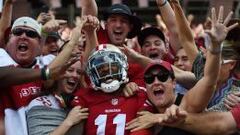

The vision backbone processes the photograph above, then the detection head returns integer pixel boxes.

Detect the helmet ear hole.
[87,44,129,92]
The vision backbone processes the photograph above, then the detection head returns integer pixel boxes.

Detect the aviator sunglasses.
[12,28,40,38]
[144,71,170,84]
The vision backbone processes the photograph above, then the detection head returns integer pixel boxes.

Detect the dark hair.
[137,27,165,47]
[226,19,240,41]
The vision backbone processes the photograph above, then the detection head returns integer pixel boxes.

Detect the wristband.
[41,66,47,80]
[158,0,167,7]
[40,66,50,80]
[45,67,50,80]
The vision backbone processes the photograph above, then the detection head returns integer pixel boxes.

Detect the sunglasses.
[12,28,40,38]
[144,72,170,84]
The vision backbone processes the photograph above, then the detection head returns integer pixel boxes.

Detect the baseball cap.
[138,27,165,47]
[222,59,236,64]
[11,17,42,37]
[222,40,240,61]
[144,61,174,84]
[47,32,61,40]
[103,4,142,39]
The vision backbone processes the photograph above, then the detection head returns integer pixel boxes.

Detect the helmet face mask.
[87,44,129,93]
[97,62,120,82]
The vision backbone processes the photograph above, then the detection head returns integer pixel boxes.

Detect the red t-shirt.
[0,65,44,111]
[73,87,152,135]
[231,105,240,129]
[5,81,43,109]
[97,27,110,45]
[127,62,145,87]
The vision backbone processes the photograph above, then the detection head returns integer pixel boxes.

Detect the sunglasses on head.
[144,71,170,84]
[12,28,40,38]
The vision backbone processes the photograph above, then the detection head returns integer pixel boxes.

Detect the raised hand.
[42,19,67,33]
[70,17,87,44]
[206,6,238,46]
[49,55,80,80]
[119,44,140,61]
[81,15,100,32]
[37,12,53,24]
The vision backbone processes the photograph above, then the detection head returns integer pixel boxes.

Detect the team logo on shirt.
[111,98,118,106]
[20,86,41,98]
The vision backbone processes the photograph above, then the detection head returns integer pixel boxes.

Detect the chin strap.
[100,80,121,93]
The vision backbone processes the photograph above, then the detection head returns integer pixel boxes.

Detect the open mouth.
[113,31,123,37]
[50,51,58,54]
[18,43,29,52]
[66,80,77,88]
[50,49,58,54]
[153,89,164,96]
[149,53,159,59]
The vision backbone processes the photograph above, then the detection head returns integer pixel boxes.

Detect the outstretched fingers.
[227,22,239,32]
[211,7,217,26]
[217,6,224,24]
[223,11,233,26]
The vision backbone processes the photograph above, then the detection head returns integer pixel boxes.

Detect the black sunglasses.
[144,72,170,84]
[12,28,40,38]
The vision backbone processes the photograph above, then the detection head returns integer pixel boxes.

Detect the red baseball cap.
[144,60,174,76]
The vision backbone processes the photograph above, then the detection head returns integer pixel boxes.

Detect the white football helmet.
[87,44,129,93]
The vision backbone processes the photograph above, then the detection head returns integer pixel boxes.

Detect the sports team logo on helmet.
[87,44,129,93]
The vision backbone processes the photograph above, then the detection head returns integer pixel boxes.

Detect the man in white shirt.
[0,16,55,135]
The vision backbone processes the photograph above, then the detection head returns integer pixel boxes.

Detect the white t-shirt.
[0,48,55,135]
[0,48,55,68]
[26,95,61,112]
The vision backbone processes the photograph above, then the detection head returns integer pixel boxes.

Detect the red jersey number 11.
[95,114,127,135]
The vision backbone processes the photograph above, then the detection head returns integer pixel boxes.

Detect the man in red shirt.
[81,1,146,88]
[99,4,146,87]
[98,4,141,46]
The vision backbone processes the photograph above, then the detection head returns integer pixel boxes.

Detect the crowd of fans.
[0,0,240,135]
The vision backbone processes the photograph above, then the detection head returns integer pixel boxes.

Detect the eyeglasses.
[144,72,170,84]
[12,28,40,38]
